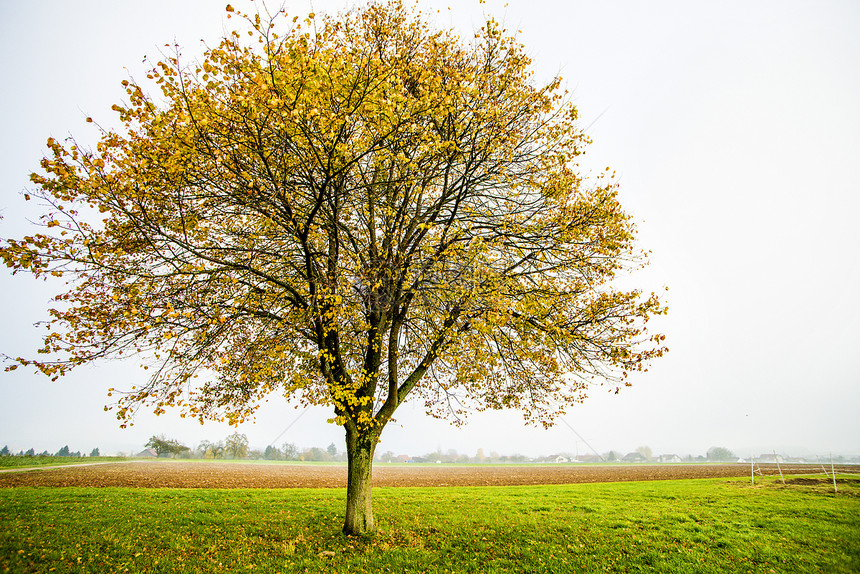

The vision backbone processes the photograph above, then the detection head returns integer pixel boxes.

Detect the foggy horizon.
[2,1,858,461]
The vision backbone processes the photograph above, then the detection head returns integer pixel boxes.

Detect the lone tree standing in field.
[146,434,189,458]
[707,446,735,462]
[225,432,249,459]
[1,2,666,534]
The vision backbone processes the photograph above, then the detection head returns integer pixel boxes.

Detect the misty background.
[1,0,858,460]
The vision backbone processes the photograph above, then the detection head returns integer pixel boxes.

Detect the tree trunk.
[343,426,377,535]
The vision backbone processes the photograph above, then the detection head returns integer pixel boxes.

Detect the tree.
[168,442,190,458]
[146,434,188,458]
[0,446,9,457]
[25,448,35,457]
[0,2,666,534]
[56,446,70,457]
[282,442,298,461]
[635,446,653,461]
[300,446,326,462]
[90,447,100,457]
[706,446,735,462]
[199,440,225,459]
[326,443,338,457]
[225,432,248,459]
[145,435,171,457]
[264,445,281,460]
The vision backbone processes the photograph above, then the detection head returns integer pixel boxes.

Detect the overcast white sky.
[1,0,858,459]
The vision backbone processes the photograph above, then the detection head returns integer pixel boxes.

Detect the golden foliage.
[1,1,666,437]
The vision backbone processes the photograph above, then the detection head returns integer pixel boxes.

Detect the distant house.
[395,454,411,463]
[658,454,682,463]
[555,456,570,463]
[136,448,158,458]
[622,452,647,463]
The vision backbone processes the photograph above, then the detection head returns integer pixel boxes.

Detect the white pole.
[818,455,829,478]
[830,453,838,494]
[774,451,785,485]
[751,457,755,485]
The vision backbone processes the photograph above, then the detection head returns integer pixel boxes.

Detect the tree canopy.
[224,432,249,459]
[707,446,735,462]
[1,1,666,533]
[145,434,189,458]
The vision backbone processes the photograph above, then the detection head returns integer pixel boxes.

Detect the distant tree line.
[7,440,849,464]
[374,446,860,464]
[140,433,343,462]
[0,445,101,458]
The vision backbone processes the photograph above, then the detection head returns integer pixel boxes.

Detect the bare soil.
[1,461,853,489]
[784,477,860,486]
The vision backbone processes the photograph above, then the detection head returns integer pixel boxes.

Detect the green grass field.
[1,476,857,573]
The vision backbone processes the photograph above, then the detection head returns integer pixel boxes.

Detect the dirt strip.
[1,462,855,489]
[0,461,152,474]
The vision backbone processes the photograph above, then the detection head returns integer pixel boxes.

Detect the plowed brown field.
[1,461,851,488]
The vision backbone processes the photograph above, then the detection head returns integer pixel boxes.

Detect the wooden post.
[774,451,785,485]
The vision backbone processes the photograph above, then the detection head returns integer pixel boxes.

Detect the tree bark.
[343,425,377,535]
